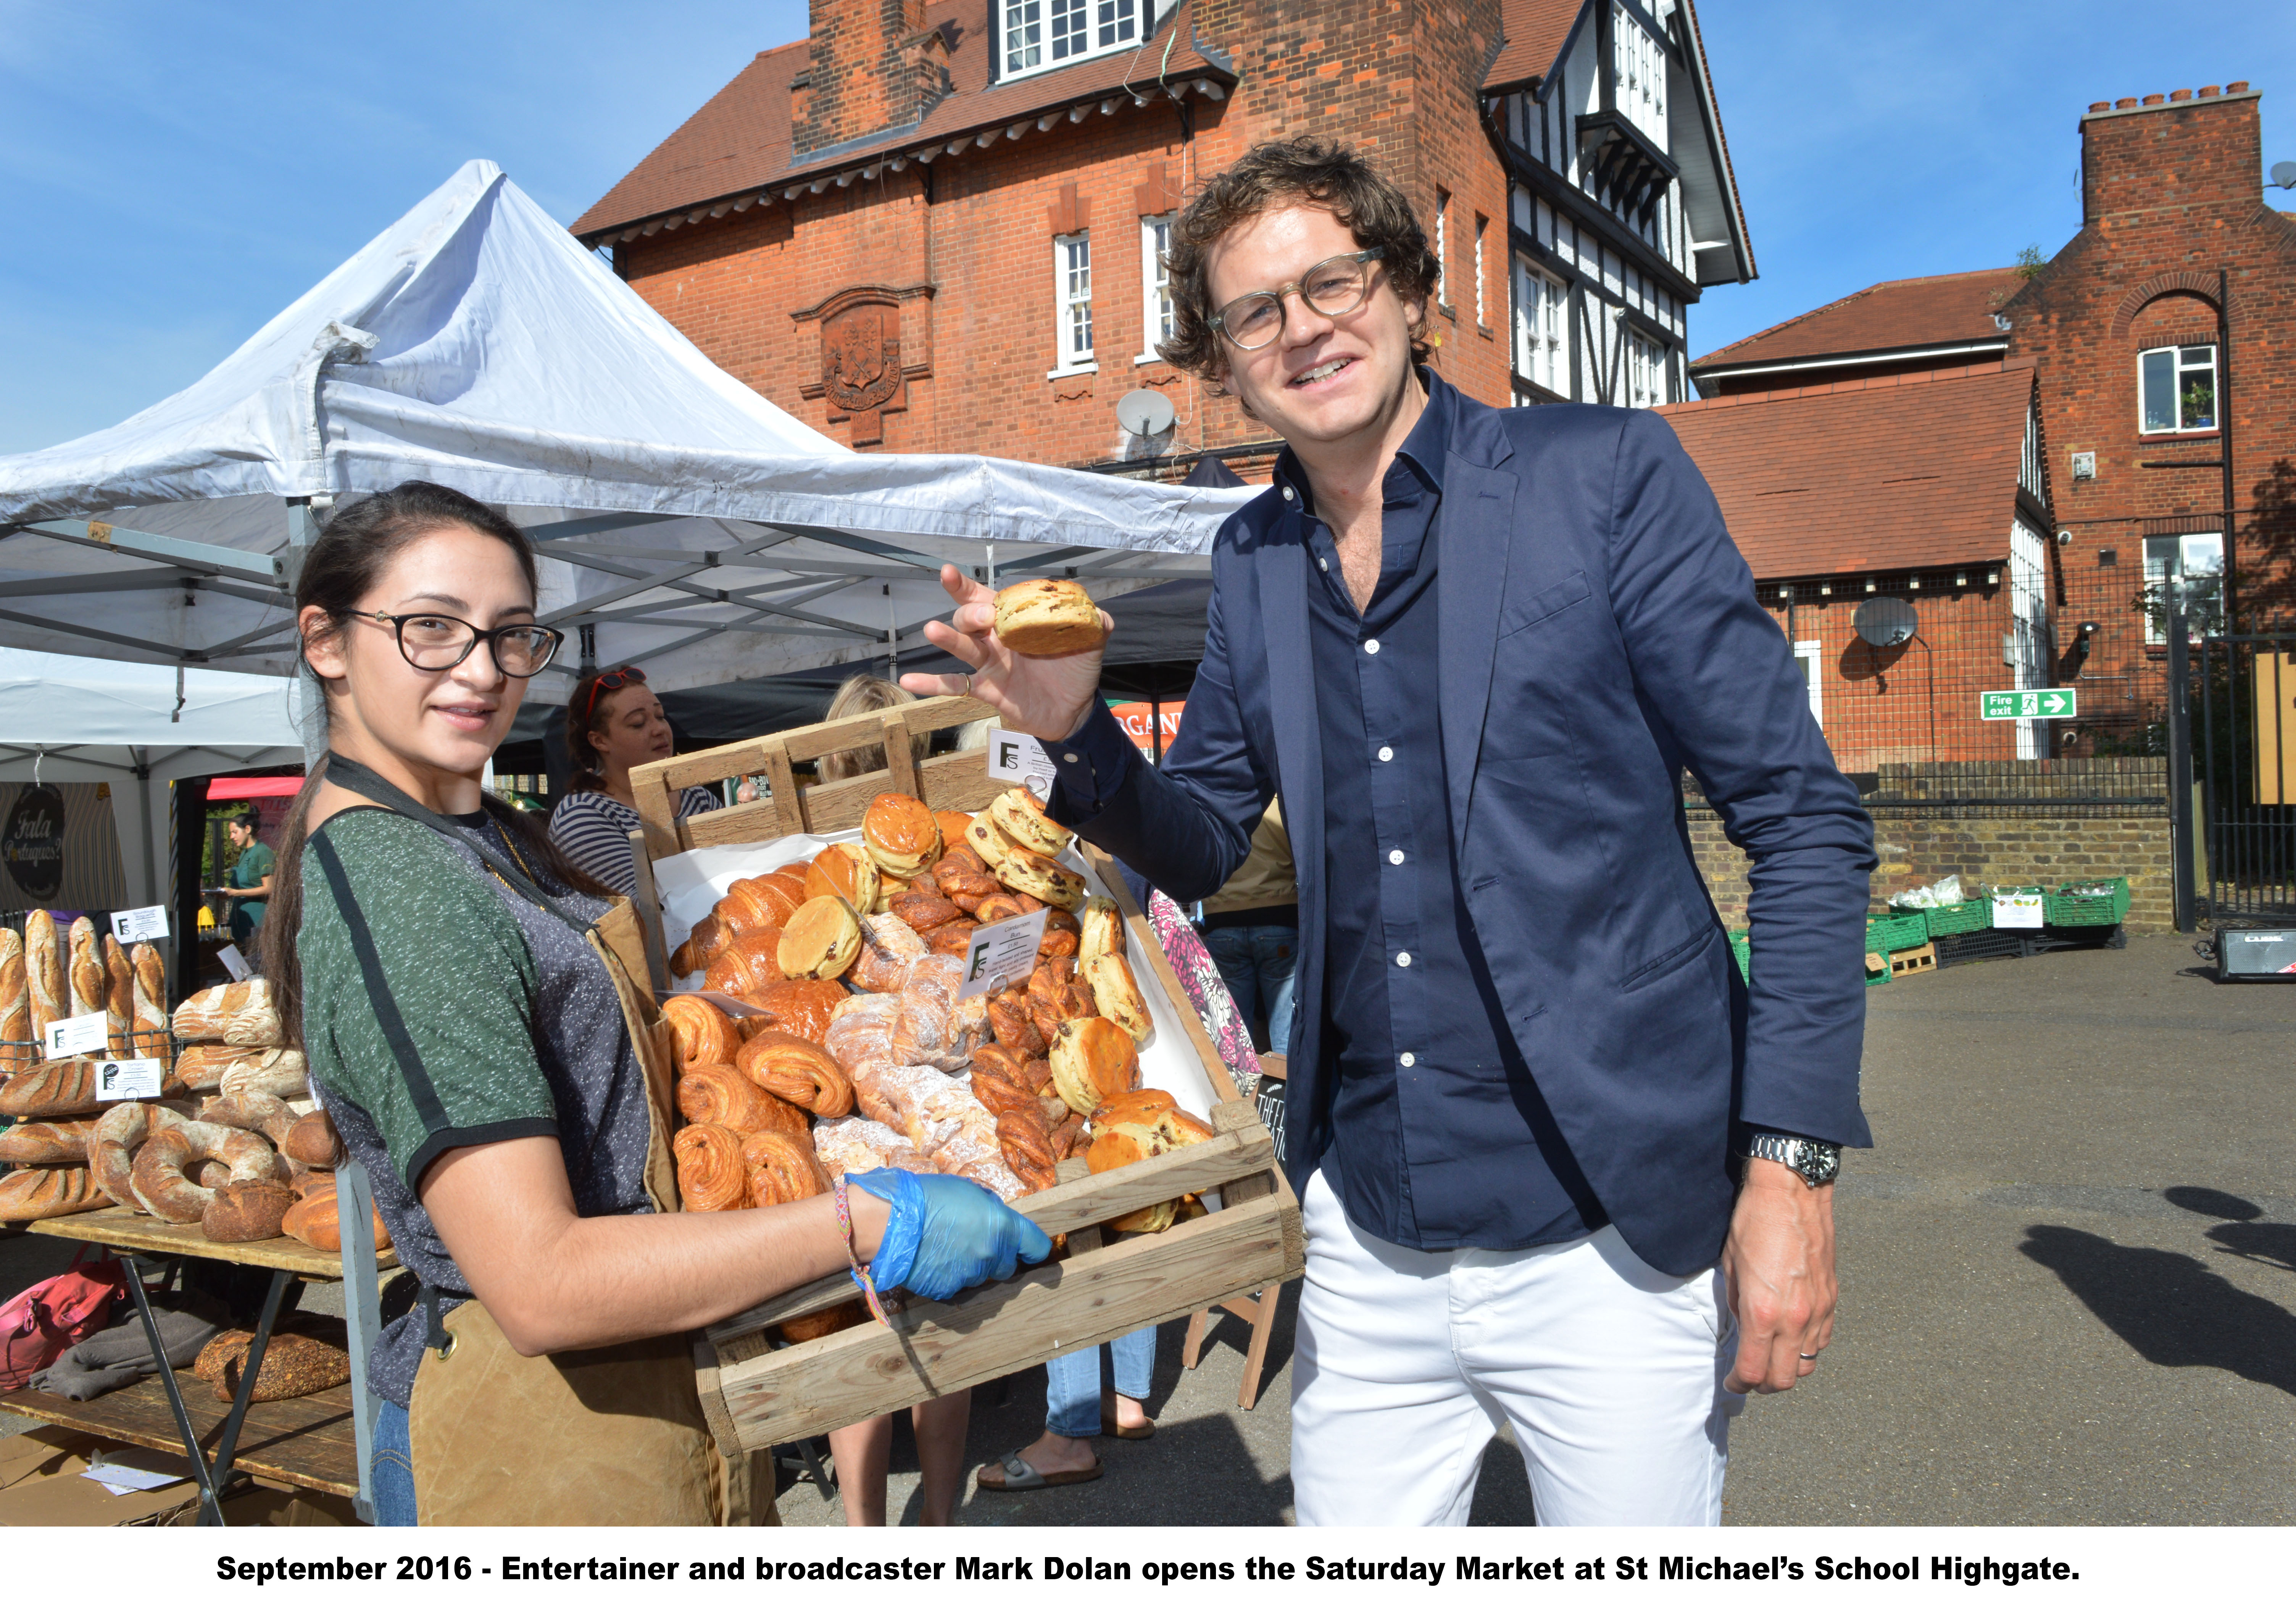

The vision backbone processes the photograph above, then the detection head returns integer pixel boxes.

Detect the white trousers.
[1290,1170,1743,1526]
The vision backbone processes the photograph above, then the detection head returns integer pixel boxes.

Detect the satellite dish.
[2273,160,2296,189]
[1853,597,1918,648]
[1115,388,1176,438]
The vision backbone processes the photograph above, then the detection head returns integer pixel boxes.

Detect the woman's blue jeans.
[1203,925,1298,1054]
[1045,1327,1155,1438]
[372,1399,417,1525]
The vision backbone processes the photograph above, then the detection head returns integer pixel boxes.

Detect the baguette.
[128,943,170,1067]
[24,911,65,1041]
[103,935,135,1059]
[0,1058,105,1117]
[0,929,29,1079]
[171,979,281,1047]
[67,917,104,1020]
[174,1043,304,1096]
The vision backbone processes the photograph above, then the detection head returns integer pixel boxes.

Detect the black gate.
[2195,630,2296,924]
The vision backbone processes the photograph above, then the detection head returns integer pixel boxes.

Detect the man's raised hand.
[900,564,1111,741]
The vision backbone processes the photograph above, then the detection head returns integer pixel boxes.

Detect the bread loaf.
[92,1100,189,1209]
[202,1180,297,1243]
[170,979,281,1046]
[174,1042,304,1096]
[130,1120,279,1224]
[23,911,66,1043]
[0,1165,111,1221]
[197,1318,351,1402]
[0,1117,95,1165]
[198,1091,297,1148]
[0,1058,108,1117]
[280,1108,343,1170]
[281,1183,390,1254]
[0,928,31,1079]
[98,935,134,1059]
[66,917,103,1020]
[127,943,169,1066]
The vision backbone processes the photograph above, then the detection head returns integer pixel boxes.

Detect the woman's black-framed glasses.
[1208,248,1386,351]
[355,611,564,677]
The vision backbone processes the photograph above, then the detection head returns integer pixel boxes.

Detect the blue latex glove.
[846,1169,1053,1301]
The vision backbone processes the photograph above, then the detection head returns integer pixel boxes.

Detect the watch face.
[1795,1140,1841,1183]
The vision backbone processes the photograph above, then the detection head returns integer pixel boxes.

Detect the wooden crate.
[627,695,1305,1453]
[1887,943,1938,979]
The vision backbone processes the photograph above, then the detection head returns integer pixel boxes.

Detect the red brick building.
[1670,80,2295,769]
[572,0,1754,474]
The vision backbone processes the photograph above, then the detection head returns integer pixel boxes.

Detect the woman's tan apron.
[405,898,776,1526]
[319,759,774,1527]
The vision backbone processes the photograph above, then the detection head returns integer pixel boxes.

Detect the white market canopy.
[0,161,1245,700]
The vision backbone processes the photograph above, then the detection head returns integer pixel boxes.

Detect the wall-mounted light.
[1864,578,1876,594]
[1955,572,1967,587]
[1819,583,1832,597]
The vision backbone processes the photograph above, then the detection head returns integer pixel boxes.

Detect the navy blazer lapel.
[1257,519,1323,884]
[1437,408,1519,839]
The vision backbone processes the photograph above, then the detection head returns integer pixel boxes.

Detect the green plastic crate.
[1864,947,1893,987]
[1898,896,1992,936]
[1866,911,1928,953]
[2045,876,2130,927]
[1727,928,1750,982]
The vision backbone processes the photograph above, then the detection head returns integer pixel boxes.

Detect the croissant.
[703,934,785,1003]
[741,1128,832,1206]
[664,995,742,1072]
[669,914,730,979]
[736,978,852,1046]
[721,872,806,934]
[673,1123,752,1212]
[678,1063,809,1138]
[736,1031,855,1117]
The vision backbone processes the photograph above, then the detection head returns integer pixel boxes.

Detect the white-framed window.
[1793,640,1824,730]
[2138,344,2217,433]
[1627,330,1670,408]
[1513,260,1566,396]
[1472,214,1487,327]
[2009,523,2053,759]
[1433,191,1449,308]
[1001,0,1143,79]
[1138,214,1174,360]
[2143,532,2225,645]
[1052,232,1094,373]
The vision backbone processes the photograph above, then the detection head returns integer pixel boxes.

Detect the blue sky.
[2,0,2290,454]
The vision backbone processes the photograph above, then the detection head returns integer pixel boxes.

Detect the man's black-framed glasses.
[355,611,564,677]
[1208,248,1386,351]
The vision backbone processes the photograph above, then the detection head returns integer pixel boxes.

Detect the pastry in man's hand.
[993,577,1108,658]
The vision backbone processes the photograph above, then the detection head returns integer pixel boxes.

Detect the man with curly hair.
[906,137,1874,1525]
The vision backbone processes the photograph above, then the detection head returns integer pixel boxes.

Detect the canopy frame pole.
[285,498,328,767]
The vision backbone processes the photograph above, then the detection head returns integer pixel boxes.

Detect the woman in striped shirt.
[546,666,719,895]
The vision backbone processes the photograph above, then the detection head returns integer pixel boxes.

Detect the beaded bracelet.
[833,1176,893,1327]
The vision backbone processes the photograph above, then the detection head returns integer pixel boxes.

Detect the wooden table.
[6,1175,397,1518]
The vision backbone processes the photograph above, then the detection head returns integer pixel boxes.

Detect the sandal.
[1102,1416,1156,1440]
[975,1449,1104,1491]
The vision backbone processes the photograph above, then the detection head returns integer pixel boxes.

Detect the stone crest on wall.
[795,284,935,447]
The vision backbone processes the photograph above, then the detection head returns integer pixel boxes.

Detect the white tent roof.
[0,161,1244,697]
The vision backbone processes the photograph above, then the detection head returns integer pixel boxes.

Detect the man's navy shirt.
[1054,372,1604,1252]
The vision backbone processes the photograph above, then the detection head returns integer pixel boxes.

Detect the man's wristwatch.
[1742,1132,1841,1189]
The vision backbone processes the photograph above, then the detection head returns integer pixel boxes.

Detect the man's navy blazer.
[1063,389,1876,1275]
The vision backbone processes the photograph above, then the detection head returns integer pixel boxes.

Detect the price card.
[958,906,1052,999]
[1993,892,2044,930]
[217,944,251,982]
[44,1012,109,1060]
[112,905,170,944]
[95,1059,164,1101]
[985,728,1056,791]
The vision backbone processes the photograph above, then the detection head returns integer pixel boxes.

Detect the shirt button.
[1282,485,1296,501]
[1388,849,1404,865]
[1395,951,1411,967]
[1319,556,1329,571]
[1399,1052,1416,1069]
[1377,745,1393,762]
[1363,638,1381,655]
[1064,753,1078,763]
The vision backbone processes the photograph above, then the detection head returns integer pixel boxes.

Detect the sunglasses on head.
[583,666,647,725]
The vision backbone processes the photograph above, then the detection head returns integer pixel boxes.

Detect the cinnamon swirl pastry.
[736,1031,855,1117]
[664,995,742,1072]
[673,1122,752,1212]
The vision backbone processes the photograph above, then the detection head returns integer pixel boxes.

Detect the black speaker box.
[2216,927,2296,982]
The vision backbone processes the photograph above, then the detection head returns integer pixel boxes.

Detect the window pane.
[1052,0,1086,58]
[1005,0,1041,70]
[2139,348,2175,432]
[1096,0,1136,47]
[2178,348,2215,430]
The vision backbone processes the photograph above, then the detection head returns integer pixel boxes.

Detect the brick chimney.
[2080,83,2263,227]
[793,0,949,156]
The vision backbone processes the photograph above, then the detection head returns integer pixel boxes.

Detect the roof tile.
[1690,267,2026,374]
[1483,0,1585,90]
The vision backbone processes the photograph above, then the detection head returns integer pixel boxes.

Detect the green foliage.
[2014,243,2047,280]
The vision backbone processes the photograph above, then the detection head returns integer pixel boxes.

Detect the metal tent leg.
[335,1159,382,1523]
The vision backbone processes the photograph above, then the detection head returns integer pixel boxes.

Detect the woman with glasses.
[548,666,720,896]
[258,481,1048,1525]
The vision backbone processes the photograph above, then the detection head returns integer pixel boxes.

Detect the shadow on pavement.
[2019,1224,2296,1396]
[2162,1185,2296,1276]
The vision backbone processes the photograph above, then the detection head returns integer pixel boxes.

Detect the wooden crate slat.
[674,750,1000,850]
[717,1198,1296,1451]
[881,713,921,798]
[630,695,992,821]
[761,741,802,835]
[631,768,681,861]
[705,1124,1278,1345]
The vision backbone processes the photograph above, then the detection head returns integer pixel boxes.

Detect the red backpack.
[0,1257,125,1390]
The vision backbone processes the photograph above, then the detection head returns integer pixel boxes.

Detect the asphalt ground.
[8,931,2291,1525]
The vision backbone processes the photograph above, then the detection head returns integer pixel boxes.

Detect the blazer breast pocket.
[1497,569,1591,639]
